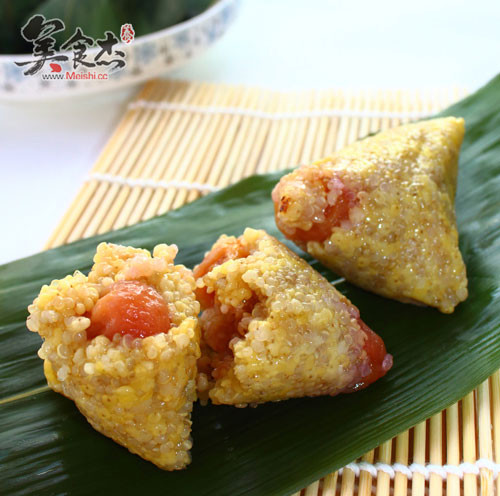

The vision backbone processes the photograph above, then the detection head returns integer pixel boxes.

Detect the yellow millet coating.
[196,228,386,407]
[273,117,468,313]
[27,242,200,470]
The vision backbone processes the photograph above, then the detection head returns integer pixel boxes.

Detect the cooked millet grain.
[273,117,467,313]
[27,242,200,470]
[195,228,391,406]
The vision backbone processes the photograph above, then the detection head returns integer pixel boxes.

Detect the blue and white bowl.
[0,0,240,100]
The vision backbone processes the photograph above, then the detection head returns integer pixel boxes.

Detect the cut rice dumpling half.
[272,117,468,313]
[194,228,392,407]
[27,242,200,470]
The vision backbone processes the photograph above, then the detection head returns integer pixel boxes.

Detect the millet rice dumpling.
[194,228,392,406]
[272,117,468,313]
[27,242,200,470]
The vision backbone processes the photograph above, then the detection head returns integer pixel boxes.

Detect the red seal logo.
[120,24,135,44]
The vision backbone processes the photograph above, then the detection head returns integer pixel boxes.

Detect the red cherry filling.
[86,280,170,340]
[275,175,358,243]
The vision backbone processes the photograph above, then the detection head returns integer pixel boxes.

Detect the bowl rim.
[0,0,238,62]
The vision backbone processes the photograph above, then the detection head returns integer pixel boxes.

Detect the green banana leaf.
[1,75,500,495]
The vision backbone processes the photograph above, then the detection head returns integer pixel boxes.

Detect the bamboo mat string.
[376,440,393,496]
[301,90,323,163]
[387,92,409,496]
[412,420,427,496]
[255,91,287,174]
[230,88,275,181]
[402,87,427,496]
[143,82,215,220]
[266,90,296,171]
[80,83,171,239]
[112,81,192,229]
[447,402,461,495]
[217,87,264,186]
[478,379,494,495]
[463,391,478,496]
[430,413,445,496]
[333,89,353,152]
[158,83,229,213]
[358,450,375,496]
[167,83,235,208]
[274,90,311,171]
[394,430,410,495]
[286,91,313,167]
[120,81,199,226]
[323,90,343,155]
[103,81,186,232]
[43,78,494,496]
[181,85,255,206]
[44,81,158,248]
[191,86,249,197]
[169,83,238,207]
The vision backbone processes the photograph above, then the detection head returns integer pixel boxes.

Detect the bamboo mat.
[45,79,499,496]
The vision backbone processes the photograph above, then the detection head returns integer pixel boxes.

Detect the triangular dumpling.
[272,117,467,313]
[194,228,392,406]
[27,242,200,470]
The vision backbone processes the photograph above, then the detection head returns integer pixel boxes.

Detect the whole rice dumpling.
[272,117,468,313]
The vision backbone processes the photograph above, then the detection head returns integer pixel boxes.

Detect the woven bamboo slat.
[45,78,495,496]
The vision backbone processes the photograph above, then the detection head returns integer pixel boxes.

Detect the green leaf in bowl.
[1,75,500,495]
[0,0,215,54]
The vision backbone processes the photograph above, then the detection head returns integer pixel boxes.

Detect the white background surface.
[1,0,500,265]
